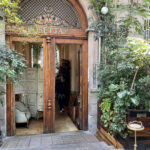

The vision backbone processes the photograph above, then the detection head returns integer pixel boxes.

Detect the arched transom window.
[19,0,82,29]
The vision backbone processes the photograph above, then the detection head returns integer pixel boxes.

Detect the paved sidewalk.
[1,131,123,150]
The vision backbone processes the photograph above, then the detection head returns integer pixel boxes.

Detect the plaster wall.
[87,31,98,135]
[15,68,43,117]
[78,0,97,26]
[0,17,6,137]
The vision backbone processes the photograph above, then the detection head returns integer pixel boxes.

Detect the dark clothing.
[58,95,65,110]
[56,79,66,110]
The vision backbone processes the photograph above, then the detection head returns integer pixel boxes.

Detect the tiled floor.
[55,111,78,133]
[16,119,43,135]
[16,111,78,135]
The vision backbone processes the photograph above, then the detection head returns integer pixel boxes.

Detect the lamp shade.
[101,6,108,15]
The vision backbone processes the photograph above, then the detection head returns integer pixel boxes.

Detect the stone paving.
[0,131,123,150]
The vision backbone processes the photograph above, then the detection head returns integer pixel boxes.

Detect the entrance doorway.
[6,0,88,136]
[55,44,81,133]
[6,37,88,136]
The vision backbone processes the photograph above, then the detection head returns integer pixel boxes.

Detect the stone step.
[1,142,123,150]
[1,131,124,150]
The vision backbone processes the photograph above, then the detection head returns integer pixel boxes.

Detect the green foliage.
[90,0,150,35]
[0,45,26,105]
[117,1,150,34]
[100,98,113,127]
[91,0,150,139]
[0,0,22,24]
[0,0,39,37]
[99,38,150,138]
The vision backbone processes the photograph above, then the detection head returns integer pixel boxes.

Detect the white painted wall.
[15,68,43,117]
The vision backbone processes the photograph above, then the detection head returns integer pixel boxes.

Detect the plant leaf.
[131,97,140,106]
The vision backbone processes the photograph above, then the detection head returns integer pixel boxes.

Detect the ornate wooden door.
[43,37,55,133]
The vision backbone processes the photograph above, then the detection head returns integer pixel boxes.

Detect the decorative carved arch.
[68,0,88,30]
[19,0,88,30]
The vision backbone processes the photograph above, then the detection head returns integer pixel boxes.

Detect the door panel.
[6,36,16,136]
[82,41,88,130]
[43,37,55,133]
[78,46,83,129]
[77,41,88,130]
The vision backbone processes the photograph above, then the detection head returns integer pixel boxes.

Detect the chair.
[15,101,31,128]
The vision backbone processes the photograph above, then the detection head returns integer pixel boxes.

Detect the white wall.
[15,68,43,117]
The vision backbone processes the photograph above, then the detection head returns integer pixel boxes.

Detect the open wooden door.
[78,46,83,129]
[78,41,88,130]
[43,37,55,133]
[82,41,88,130]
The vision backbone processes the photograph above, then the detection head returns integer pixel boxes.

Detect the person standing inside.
[56,75,66,112]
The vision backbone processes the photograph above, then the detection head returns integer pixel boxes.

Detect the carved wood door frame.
[43,37,55,133]
[6,36,88,135]
[54,38,88,131]
[43,37,88,133]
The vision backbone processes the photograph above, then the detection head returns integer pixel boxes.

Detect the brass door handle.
[47,100,52,110]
